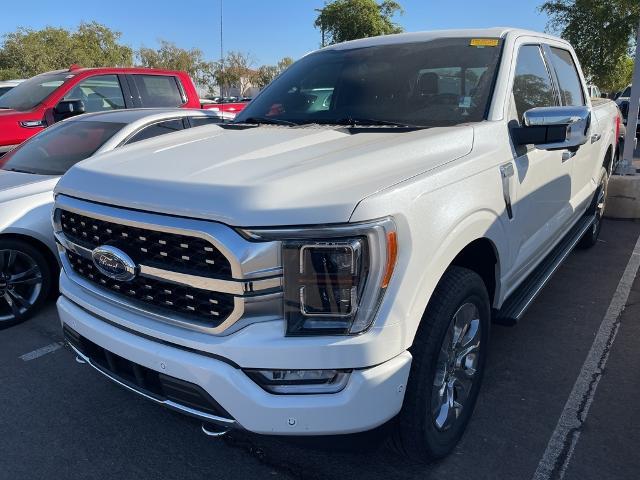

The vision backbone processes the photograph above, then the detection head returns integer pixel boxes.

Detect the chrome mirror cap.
[520,106,590,151]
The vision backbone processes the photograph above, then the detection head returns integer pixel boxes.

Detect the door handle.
[590,133,602,143]
[562,150,577,161]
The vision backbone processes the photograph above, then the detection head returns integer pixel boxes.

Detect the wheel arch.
[0,231,60,292]
[400,209,507,351]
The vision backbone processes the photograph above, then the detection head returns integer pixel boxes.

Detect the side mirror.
[600,93,608,99]
[53,99,85,121]
[512,106,590,151]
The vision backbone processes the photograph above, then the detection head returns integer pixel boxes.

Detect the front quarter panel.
[351,132,510,352]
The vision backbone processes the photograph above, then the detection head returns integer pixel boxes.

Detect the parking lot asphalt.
[2,218,640,480]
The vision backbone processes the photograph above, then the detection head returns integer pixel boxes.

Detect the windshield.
[0,120,125,176]
[0,73,70,111]
[235,38,503,127]
[0,87,13,97]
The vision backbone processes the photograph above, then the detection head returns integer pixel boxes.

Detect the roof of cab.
[321,27,566,51]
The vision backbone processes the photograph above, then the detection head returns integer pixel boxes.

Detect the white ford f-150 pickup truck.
[52,28,620,460]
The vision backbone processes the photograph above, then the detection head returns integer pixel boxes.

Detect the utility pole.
[619,17,640,175]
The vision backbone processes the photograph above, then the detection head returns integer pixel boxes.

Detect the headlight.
[240,218,397,335]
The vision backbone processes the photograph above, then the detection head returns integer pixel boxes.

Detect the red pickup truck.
[0,66,203,156]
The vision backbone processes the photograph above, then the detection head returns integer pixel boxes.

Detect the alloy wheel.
[0,249,43,322]
[431,302,481,431]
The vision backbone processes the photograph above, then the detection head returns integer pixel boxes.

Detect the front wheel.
[0,239,53,329]
[578,166,608,249]
[393,266,490,462]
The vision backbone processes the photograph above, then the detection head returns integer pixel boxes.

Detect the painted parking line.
[533,232,640,480]
[19,342,64,362]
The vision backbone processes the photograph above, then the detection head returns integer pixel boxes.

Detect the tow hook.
[201,423,231,437]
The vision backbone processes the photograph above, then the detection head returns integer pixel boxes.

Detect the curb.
[605,175,640,219]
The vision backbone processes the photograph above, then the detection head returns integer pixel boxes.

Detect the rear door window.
[512,45,558,121]
[125,119,185,144]
[131,75,184,107]
[547,47,585,106]
[63,75,126,112]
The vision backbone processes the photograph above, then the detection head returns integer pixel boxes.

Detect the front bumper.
[57,294,412,435]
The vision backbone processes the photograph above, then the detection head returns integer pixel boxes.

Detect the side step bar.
[493,214,595,325]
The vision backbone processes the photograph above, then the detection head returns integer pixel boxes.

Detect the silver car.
[0,108,231,328]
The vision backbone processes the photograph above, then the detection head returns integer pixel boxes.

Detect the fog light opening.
[245,369,351,394]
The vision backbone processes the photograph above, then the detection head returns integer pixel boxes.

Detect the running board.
[493,215,595,325]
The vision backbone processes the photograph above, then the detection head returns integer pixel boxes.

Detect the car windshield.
[0,73,70,111]
[235,37,503,128]
[0,120,125,176]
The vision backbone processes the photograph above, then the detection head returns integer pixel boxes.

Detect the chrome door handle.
[591,133,601,143]
[562,150,577,161]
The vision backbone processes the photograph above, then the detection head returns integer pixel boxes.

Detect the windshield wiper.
[237,116,298,126]
[332,117,426,128]
[4,167,36,174]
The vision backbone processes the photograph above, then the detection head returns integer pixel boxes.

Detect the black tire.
[0,238,53,329]
[577,166,608,249]
[393,266,490,462]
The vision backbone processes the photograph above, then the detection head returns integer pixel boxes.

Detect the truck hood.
[0,169,59,203]
[56,125,474,226]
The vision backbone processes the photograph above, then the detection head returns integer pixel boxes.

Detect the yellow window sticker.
[470,38,500,47]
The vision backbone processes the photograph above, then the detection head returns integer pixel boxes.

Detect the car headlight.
[240,218,397,335]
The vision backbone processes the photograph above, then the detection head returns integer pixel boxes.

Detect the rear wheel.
[578,166,608,249]
[0,239,52,329]
[394,266,490,462]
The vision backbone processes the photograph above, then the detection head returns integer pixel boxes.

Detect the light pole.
[619,17,640,175]
[219,0,224,98]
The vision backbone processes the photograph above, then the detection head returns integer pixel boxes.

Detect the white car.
[53,28,619,460]
[0,108,231,328]
[0,79,25,97]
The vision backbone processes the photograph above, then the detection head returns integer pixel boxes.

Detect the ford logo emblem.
[91,246,137,282]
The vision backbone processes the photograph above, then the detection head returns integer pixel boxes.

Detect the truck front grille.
[60,210,232,277]
[66,250,235,325]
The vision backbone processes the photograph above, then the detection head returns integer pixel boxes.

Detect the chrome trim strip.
[55,232,282,296]
[139,265,281,295]
[68,342,237,427]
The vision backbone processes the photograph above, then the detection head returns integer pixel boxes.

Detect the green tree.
[138,40,213,88]
[213,51,256,96]
[314,0,404,46]
[255,57,294,88]
[540,0,640,92]
[0,22,133,80]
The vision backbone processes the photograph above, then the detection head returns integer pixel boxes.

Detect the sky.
[0,0,551,67]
